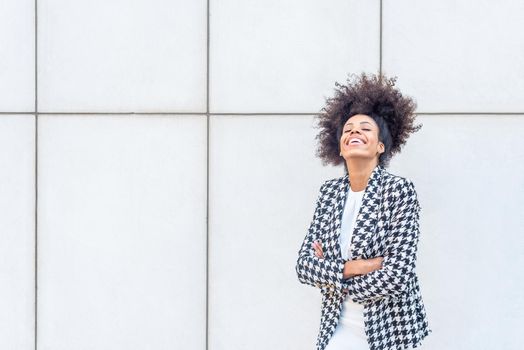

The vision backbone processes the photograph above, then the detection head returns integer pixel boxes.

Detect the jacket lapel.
[332,164,384,260]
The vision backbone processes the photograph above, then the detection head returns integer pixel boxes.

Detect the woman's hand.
[312,240,324,258]
[312,240,384,276]
[359,257,384,274]
[313,241,384,268]
[344,256,384,278]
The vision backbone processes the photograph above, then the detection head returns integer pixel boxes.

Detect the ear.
[378,142,385,154]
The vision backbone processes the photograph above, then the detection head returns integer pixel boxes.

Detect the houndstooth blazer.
[295,164,432,350]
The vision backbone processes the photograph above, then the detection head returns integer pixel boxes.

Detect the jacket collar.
[332,164,385,260]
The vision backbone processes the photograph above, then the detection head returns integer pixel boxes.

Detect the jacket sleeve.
[341,178,422,304]
[295,181,347,290]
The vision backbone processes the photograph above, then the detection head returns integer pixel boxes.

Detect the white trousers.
[324,319,369,350]
[324,320,424,350]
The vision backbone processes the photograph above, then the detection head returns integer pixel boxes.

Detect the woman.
[295,72,432,350]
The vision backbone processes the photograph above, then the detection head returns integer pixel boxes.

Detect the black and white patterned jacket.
[295,164,432,350]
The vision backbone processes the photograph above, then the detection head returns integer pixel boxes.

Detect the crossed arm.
[294,181,348,290]
[295,178,422,304]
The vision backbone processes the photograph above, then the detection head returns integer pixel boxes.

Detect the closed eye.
[344,128,371,132]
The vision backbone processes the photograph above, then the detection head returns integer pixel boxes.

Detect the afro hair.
[314,71,422,170]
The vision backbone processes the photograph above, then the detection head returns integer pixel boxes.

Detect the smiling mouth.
[347,138,365,146]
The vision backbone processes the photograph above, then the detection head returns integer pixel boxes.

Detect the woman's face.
[339,114,384,163]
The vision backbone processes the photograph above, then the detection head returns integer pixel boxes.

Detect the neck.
[346,159,378,192]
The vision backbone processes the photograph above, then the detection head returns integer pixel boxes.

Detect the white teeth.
[349,138,364,144]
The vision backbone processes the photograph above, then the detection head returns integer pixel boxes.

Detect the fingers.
[370,257,384,272]
[312,240,324,258]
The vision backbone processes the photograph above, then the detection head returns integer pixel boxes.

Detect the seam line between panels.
[206,0,210,349]
[379,0,382,74]
[34,0,39,348]
[3,112,524,116]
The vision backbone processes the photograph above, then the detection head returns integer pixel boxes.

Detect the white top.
[338,185,366,332]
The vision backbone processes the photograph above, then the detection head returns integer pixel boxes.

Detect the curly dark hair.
[314,71,422,170]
